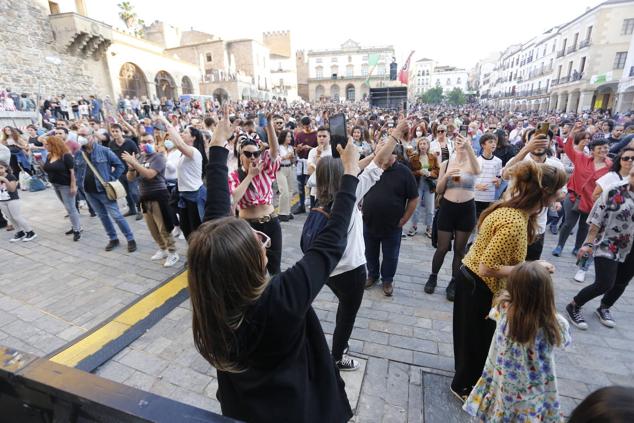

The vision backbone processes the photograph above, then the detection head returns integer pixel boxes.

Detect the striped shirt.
[229,149,281,209]
[474,155,503,203]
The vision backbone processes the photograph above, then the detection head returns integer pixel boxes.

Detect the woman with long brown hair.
[1,126,31,177]
[188,111,360,422]
[43,136,81,241]
[451,160,567,402]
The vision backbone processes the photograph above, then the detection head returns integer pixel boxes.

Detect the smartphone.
[330,113,347,159]
[459,125,468,137]
[536,122,550,137]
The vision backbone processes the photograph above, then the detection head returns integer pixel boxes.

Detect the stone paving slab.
[3,189,634,421]
[0,189,186,356]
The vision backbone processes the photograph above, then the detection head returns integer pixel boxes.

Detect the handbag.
[19,171,31,191]
[81,151,127,201]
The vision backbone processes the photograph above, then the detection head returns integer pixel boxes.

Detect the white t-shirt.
[307,145,332,196]
[165,149,182,180]
[596,171,623,191]
[332,161,384,276]
[278,144,293,166]
[177,147,203,192]
[474,155,503,203]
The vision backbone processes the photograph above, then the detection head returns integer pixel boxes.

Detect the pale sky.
[87,0,601,69]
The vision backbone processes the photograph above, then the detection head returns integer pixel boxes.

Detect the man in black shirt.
[363,146,419,296]
[108,123,142,220]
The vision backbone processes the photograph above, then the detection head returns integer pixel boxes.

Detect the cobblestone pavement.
[2,189,633,422]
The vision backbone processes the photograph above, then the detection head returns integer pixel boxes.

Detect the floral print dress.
[463,305,572,422]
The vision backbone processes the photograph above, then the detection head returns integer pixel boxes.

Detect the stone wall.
[0,0,98,98]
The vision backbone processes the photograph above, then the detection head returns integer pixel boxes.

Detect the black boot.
[424,274,437,294]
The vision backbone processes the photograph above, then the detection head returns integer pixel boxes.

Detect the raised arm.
[265,112,278,159]
[502,135,548,180]
[374,120,405,168]
[203,110,233,222]
[158,116,195,159]
[273,141,360,318]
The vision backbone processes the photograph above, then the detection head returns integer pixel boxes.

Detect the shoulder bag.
[81,151,127,201]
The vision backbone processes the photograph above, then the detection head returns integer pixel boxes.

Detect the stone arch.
[315,84,325,100]
[155,70,176,99]
[330,84,340,101]
[213,88,229,103]
[345,83,355,101]
[119,62,148,99]
[181,76,194,95]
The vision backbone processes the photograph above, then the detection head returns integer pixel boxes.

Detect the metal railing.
[566,45,577,54]
[0,345,239,423]
[579,39,591,49]
[556,49,565,58]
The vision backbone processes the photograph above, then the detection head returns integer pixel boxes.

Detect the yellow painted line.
[275,194,300,214]
[50,271,189,368]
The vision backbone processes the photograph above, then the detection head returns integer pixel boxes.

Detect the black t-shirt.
[84,164,99,193]
[0,174,19,201]
[362,161,419,236]
[43,154,74,186]
[29,136,43,147]
[108,137,139,171]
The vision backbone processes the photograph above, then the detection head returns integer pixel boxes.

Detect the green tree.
[421,86,444,104]
[117,1,145,37]
[447,87,466,106]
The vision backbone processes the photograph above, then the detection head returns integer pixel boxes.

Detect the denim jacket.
[74,144,124,193]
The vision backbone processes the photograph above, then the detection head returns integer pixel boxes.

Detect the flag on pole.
[398,51,415,85]
[365,53,380,84]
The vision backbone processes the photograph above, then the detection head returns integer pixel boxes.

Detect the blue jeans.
[53,184,81,231]
[406,179,435,230]
[363,225,403,283]
[120,175,140,214]
[85,191,135,241]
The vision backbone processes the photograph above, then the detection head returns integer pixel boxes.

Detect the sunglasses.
[253,229,271,249]
[437,130,446,133]
[621,156,634,162]
[243,150,261,159]
[275,121,284,125]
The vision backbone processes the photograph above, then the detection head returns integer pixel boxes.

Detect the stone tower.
[262,30,291,58]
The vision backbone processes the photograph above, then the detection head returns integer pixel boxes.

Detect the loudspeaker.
[369,87,407,109]
[389,63,397,80]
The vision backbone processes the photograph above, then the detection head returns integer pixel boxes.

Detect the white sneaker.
[574,269,586,283]
[164,252,179,267]
[78,200,87,209]
[151,249,168,261]
[171,227,182,238]
[178,233,185,240]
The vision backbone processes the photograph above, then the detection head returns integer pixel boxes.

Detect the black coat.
[204,146,356,423]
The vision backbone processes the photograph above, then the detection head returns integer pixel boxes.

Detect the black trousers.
[525,233,545,261]
[179,198,201,240]
[574,251,634,308]
[452,266,496,396]
[326,265,366,361]
[249,217,282,275]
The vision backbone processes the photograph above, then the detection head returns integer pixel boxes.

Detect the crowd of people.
[2,93,634,422]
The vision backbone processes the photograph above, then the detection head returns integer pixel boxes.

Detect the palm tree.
[117,2,145,37]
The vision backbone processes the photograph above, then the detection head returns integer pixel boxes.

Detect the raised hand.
[338,140,360,176]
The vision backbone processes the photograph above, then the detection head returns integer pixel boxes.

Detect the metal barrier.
[0,346,240,423]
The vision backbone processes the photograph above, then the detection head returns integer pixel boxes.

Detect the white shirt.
[165,149,182,180]
[177,147,203,192]
[474,155,503,203]
[596,171,623,191]
[429,138,454,160]
[307,145,332,196]
[278,144,293,165]
[332,161,384,276]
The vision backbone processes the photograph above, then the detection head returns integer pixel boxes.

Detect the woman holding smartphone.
[425,134,480,301]
[189,111,360,422]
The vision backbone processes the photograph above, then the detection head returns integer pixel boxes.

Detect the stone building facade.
[0,0,98,98]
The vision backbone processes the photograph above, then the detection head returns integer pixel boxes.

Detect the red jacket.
[564,136,612,213]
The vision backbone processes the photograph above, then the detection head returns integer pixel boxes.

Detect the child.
[0,161,37,242]
[463,261,571,422]
[474,133,503,218]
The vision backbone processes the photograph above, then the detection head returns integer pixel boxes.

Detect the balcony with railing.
[551,71,584,87]
[556,49,565,58]
[579,39,592,49]
[566,45,577,54]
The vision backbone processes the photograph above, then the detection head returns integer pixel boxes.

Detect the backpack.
[300,205,331,253]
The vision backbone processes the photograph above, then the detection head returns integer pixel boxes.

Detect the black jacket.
[203,146,356,423]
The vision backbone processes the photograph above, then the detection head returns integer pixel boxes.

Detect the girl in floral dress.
[463,262,571,422]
